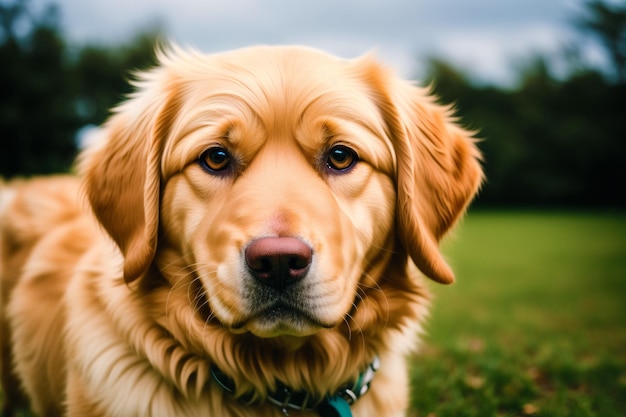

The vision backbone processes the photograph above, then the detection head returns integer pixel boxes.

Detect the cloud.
[50,0,591,85]
[428,23,571,84]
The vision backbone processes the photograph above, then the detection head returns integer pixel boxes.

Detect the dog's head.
[81,45,482,339]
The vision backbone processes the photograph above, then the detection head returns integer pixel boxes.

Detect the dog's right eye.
[199,147,231,173]
[326,145,358,173]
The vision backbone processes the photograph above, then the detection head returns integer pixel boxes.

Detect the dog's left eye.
[326,145,358,173]
[199,147,232,173]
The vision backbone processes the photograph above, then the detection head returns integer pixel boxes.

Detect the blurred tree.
[576,0,626,83]
[426,49,626,207]
[0,0,159,178]
[0,0,79,177]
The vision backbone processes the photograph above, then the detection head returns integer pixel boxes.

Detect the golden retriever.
[0,45,482,417]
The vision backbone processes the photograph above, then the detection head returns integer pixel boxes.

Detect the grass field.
[409,211,626,417]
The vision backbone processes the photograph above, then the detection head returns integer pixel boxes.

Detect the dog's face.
[158,51,397,337]
[81,46,482,339]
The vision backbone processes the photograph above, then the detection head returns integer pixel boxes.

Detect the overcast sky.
[41,0,611,85]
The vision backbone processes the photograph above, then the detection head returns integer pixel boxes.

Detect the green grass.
[409,211,626,417]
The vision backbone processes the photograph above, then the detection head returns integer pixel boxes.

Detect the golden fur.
[0,45,482,417]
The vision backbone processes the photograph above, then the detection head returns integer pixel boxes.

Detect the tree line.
[1,0,625,208]
[0,0,158,176]
[424,1,626,208]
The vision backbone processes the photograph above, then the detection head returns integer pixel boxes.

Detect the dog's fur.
[0,46,482,417]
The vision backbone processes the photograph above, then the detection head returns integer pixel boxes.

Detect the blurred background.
[1,0,625,416]
[1,0,625,208]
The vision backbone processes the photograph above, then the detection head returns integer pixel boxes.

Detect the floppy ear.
[81,82,182,284]
[367,66,483,284]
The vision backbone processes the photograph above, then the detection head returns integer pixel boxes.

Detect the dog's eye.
[326,145,358,172]
[199,147,231,173]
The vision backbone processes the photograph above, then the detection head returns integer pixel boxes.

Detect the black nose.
[245,237,312,291]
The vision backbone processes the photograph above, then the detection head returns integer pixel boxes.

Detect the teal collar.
[210,355,380,417]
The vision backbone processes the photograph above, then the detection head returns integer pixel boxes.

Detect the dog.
[0,45,482,417]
